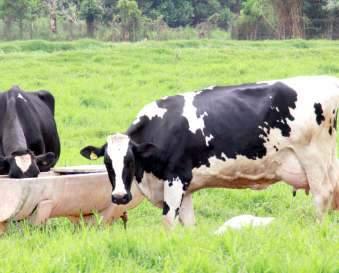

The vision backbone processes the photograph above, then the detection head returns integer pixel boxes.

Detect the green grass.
[0,39,338,273]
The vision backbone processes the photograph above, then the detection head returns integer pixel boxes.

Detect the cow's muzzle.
[112,192,132,205]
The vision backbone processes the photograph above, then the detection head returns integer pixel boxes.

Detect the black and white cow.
[0,86,60,178]
[81,76,339,228]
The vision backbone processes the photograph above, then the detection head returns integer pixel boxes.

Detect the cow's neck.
[1,98,28,155]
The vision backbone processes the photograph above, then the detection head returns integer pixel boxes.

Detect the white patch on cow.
[205,135,214,145]
[215,215,274,234]
[133,101,167,125]
[136,172,164,208]
[261,76,339,146]
[14,154,32,173]
[182,92,214,146]
[163,177,184,227]
[182,93,206,133]
[107,134,129,196]
[17,93,27,102]
[221,153,227,160]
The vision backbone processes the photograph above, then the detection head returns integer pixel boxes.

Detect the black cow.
[0,86,60,178]
[81,76,339,227]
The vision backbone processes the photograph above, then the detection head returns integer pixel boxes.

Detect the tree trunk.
[29,21,34,39]
[290,0,304,38]
[231,0,241,15]
[86,19,95,38]
[19,19,24,39]
[48,0,57,33]
[3,16,13,40]
[272,0,304,39]
[69,21,74,40]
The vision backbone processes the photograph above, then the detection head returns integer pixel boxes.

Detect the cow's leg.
[179,193,195,226]
[306,166,333,221]
[295,147,334,221]
[163,178,185,229]
[0,222,7,234]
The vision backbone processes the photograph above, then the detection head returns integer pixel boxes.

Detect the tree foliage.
[80,0,103,37]
[117,0,142,41]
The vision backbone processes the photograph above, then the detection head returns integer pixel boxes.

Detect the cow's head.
[0,150,56,178]
[81,133,159,205]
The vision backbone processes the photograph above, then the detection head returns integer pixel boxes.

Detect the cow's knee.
[162,201,178,228]
[163,178,185,229]
[312,186,334,221]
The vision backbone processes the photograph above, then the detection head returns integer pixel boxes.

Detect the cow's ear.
[36,152,56,171]
[132,142,161,160]
[80,144,106,160]
[32,90,55,115]
[0,156,9,173]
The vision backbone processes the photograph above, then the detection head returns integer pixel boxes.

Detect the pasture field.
[0,39,339,273]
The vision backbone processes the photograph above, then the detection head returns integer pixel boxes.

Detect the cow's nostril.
[112,193,131,205]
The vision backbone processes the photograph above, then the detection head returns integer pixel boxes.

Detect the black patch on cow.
[163,201,170,215]
[193,82,297,162]
[127,82,297,190]
[273,145,279,152]
[168,181,173,187]
[314,103,325,125]
[329,119,333,135]
[182,181,189,191]
[175,207,180,217]
[333,111,337,131]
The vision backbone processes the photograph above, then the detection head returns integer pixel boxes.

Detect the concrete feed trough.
[0,165,143,233]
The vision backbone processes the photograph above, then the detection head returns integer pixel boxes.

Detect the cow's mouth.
[112,193,132,205]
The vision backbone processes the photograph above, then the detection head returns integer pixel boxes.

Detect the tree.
[27,0,43,39]
[0,0,14,39]
[150,0,194,27]
[117,0,142,41]
[303,0,328,38]
[101,0,118,25]
[0,0,29,39]
[59,0,80,39]
[271,0,304,38]
[325,0,339,38]
[46,0,58,33]
[192,0,221,25]
[212,6,234,30]
[234,0,271,39]
[80,0,103,37]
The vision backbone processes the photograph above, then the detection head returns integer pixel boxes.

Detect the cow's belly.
[275,150,308,189]
[189,149,309,192]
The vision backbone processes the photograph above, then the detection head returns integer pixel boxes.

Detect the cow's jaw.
[107,134,132,204]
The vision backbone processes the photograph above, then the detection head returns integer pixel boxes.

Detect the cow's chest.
[137,172,165,208]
